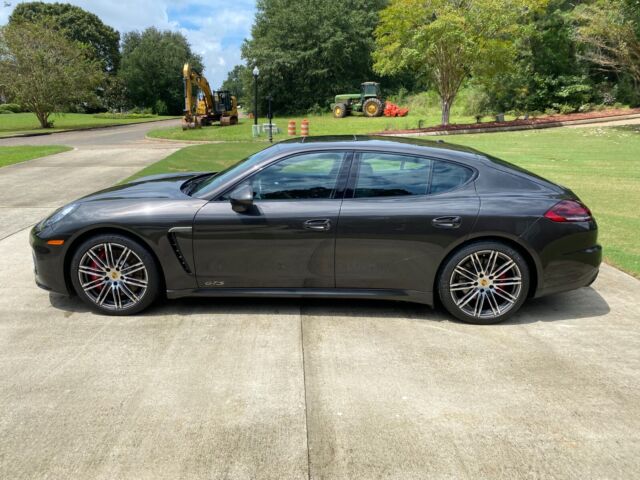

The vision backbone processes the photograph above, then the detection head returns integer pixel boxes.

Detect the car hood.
[77,172,209,203]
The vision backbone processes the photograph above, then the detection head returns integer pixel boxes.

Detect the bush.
[544,107,558,116]
[93,112,157,119]
[129,106,154,115]
[153,99,168,116]
[578,103,594,113]
[306,103,325,116]
[462,88,491,117]
[553,103,576,115]
[0,108,15,114]
[0,103,22,113]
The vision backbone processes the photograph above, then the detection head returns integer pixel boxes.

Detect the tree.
[373,0,548,125]
[0,22,103,128]
[119,28,203,115]
[241,0,387,113]
[221,65,248,105]
[573,0,640,91]
[9,2,120,72]
[483,0,594,114]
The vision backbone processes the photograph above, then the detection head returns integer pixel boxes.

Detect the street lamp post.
[252,66,259,126]
[267,94,273,143]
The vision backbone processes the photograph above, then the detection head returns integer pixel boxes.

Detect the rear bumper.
[534,243,602,298]
[30,227,71,296]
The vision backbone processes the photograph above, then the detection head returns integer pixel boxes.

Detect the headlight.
[38,203,78,230]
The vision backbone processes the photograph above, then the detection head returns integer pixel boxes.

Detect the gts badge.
[204,280,225,287]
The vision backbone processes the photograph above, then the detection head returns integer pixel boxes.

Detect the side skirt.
[166,287,433,305]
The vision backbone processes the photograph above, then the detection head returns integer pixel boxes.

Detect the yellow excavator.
[182,63,238,130]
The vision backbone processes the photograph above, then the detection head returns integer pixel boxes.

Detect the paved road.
[1,123,639,479]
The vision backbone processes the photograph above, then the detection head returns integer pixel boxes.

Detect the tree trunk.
[441,98,451,126]
[35,110,51,128]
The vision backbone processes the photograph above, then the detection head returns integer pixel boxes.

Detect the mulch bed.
[375,108,640,135]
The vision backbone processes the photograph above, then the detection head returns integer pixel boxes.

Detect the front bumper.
[30,227,72,295]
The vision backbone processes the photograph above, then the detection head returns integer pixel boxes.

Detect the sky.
[0,0,256,88]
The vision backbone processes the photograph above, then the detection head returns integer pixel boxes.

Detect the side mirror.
[229,184,254,213]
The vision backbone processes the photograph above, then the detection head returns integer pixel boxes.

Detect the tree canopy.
[9,1,120,72]
[373,0,549,125]
[119,28,203,115]
[0,22,104,127]
[241,0,389,113]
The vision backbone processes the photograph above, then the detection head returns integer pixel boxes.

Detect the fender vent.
[168,232,192,274]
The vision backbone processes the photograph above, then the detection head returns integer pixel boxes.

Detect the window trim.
[214,150,354,202]
[346,150,477,200]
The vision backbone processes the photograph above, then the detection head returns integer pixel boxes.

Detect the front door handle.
[303,219,331,231]
[432,216,461,229]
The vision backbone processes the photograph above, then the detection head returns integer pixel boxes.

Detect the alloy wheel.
[77,242,148,311]
[449,249,523,320]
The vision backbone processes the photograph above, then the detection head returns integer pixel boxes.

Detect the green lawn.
[0,113,177,137]
[132,125,640,277]
[0,145,73,168]
[124,142,266,182]
[147,112,489,142]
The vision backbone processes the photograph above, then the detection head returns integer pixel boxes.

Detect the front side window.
[354,153,432,198]
[236,152,346,200]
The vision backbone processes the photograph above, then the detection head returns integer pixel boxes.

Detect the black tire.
[437,241,530,325]
[363,98,383,117]
[70,234,161,316]
[333,103,347,118]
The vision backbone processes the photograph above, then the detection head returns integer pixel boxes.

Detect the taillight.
[544,200,592,222]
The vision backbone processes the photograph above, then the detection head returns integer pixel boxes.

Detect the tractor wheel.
[363,98,383,117]
[333,103,347,118]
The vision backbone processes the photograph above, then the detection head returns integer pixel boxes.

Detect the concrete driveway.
[1,123,639,479]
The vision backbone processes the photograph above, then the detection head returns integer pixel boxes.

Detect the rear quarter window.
[429,161,474,195]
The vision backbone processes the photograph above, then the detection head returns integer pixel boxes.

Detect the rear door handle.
[432,216,461,229]
[303,219,331,231]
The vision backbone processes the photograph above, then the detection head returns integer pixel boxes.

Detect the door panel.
[193,200,340,288]
[192,151,350,289]
[335,153,479,292]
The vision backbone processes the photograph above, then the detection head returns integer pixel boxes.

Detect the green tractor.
[332,82,385,118]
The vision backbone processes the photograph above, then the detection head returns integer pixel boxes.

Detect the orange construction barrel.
[301,119,309,137]
[287,120,296,136]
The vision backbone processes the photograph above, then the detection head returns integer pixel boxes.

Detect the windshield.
[189,145,278,197]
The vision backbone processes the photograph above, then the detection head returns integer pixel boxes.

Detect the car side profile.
[30,136,601,324]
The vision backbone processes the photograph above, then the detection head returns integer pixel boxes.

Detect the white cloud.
[0,0,255,88]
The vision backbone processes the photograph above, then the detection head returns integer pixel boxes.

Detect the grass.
[0,145,73,168]
[134,125,640,277]
[124,142,265,182]
[0,112,177,137]
[147,111,490,142]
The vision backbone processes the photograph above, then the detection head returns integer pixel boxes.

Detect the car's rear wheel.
[70,234,160,315]
[438,242,529,324]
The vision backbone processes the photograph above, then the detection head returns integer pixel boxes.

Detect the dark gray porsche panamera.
[30,136,601,324]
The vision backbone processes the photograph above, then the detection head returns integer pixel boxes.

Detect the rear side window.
[353,153,473,198]
[430,160,474,194]
[354,153,432,198]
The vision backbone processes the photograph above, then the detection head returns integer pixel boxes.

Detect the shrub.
[544,107,558,116]
[0,108,15,114]
[153,99,168,116]
[0,103,22,113]
[578,103,594,113]
[306,103,325,116]
[554,103,576,115]
[93,112,157,119]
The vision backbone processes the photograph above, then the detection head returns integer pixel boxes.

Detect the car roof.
[277,135,485,163]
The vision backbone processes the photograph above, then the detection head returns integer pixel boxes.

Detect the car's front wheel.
[438,242,530,324]
[70,234,160,315]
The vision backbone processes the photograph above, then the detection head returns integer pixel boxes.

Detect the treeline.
[0,2,202,127]
[227,0,640,123]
